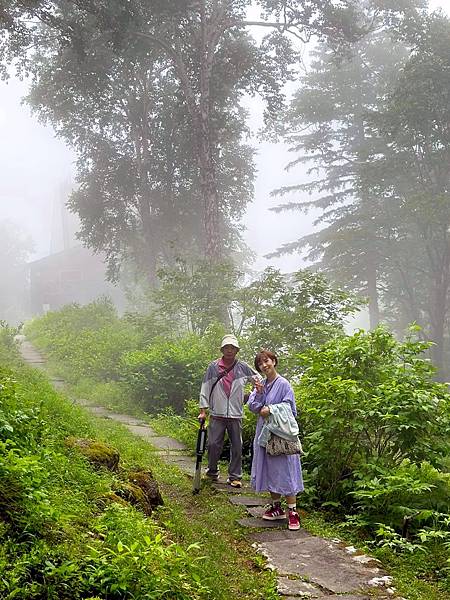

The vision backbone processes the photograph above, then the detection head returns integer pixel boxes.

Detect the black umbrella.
[192,418,207,494]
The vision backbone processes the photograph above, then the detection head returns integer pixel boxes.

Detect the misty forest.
[1,1,450,599]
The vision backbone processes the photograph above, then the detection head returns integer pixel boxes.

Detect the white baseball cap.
[220,334,240,350]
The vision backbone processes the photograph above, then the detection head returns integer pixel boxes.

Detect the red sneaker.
[288,509,300,530]
[262,503,286,521]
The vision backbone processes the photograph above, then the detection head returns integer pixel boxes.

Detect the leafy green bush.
[77,505,210,599]
[122,334,213,414]
[295,327,450,582]
[0,321,20,365]
[27,297,116,337]
[25,299,141,382]
[297,327,450,508]
[0,352,212,599]
[351,460,450,531]
[0,365,100,539]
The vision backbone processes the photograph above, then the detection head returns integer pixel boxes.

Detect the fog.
[0,0,449,324]
[0,78,75,257]
[0,26,313,273]
[2,0,447,266]
[0,79,309,272]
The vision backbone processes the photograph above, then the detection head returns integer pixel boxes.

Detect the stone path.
[18,337,404,600]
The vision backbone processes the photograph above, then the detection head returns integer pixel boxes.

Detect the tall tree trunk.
[430,275,449,379]
[139,1,228,262]
[198,0,221,261]
[423,228,450,380]
[198,133,221,261]
[366,250,380,329]
[131,76,158,283]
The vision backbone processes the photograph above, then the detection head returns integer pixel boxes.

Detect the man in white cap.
[198,334,257,488]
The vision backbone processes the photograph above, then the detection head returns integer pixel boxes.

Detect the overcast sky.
[1,0,448,272]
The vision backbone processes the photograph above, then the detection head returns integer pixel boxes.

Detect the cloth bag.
[266,433,303,456]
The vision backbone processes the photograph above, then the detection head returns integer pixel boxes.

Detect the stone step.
[238,517,290,529]
[229,495,267,507]
[247,505,277,518]
[50,378,66,389]
[211,481,251,493]
[126,427,188,450]
[163,454,196,475]
[277,576,386,599]
[249,530,391,597]
[280,592,376,600]
[277,577,327,598]
[100,413,149,427]
[85,406,112,417]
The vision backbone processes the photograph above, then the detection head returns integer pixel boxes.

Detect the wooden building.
[28,245,124,315]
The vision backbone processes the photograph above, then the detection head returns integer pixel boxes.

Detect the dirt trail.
[18,337,403,600]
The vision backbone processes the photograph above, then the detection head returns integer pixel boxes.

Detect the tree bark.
[130,68,158,282]
[419,216,450,379]
[366,252,380,329]
[197,0,222,261]
[135,1,228,262]
[430,266,450,379]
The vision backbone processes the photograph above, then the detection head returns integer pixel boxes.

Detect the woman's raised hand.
[253,376,264,394]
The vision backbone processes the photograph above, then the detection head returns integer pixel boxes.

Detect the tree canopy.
[269,7,450,376]
[0,0,387,279]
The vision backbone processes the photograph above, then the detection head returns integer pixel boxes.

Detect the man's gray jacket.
[199,359,256,418]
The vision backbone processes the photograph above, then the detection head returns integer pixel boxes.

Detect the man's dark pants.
[207,416,242,481]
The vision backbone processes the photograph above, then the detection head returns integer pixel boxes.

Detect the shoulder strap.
[209,360,237,401]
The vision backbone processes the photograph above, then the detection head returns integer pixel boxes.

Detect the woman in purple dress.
[248,350,303,530]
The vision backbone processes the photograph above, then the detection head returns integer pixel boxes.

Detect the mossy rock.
[102,492,129,509]
[113,469,163,516]
[65,437,120,471]
[129,469,164,510]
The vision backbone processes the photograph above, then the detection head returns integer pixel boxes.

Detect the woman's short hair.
[254,349,278,373]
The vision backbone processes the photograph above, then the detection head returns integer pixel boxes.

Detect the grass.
[83,413,279,600]
[62,389,450,599]
[0,356,279,599]
[19,331,450,600]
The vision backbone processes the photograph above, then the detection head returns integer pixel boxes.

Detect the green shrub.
[296,327,450,575]
[73,378,136,414]
[0,366,99,538]
[296,327,450,509]
[351,460,450,531]
[26,297,116,340]
[0,321,20,365]
[25,299,141,382]
[121,334,213,414]
[0,349,212,599]
[77,505,210,599]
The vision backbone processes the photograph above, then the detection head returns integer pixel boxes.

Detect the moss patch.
[65,437,120,471]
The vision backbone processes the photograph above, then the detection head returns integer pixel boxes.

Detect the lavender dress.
[248,376,304,496]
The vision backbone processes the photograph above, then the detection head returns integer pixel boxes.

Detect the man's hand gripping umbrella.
[192,417,207,494]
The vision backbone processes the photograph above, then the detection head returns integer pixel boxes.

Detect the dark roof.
[28,245,103,268]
